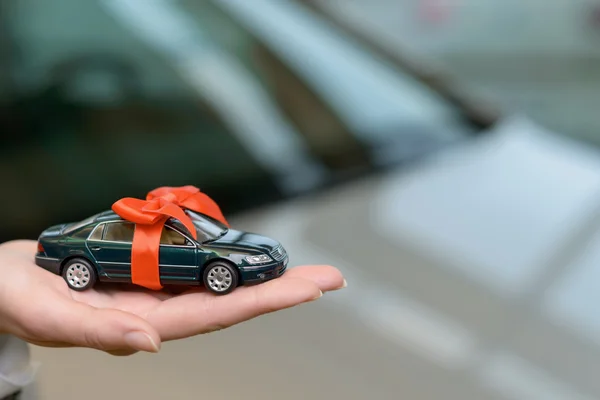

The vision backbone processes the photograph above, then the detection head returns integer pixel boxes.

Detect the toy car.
[34,209,288,294]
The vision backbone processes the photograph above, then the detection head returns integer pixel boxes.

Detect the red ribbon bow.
[112,186,229,290]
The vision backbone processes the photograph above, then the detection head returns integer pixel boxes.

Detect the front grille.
[271,245,287,261]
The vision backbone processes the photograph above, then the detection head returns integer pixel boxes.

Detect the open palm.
[0,240,345,355]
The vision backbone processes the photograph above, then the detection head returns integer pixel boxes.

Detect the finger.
[26,340,73,348]
[282,265,346,292]
[170,265,345,295]
[147,277,322,341]
[27,339,139,357]
[17,297,161,354]
[106,349,139,357]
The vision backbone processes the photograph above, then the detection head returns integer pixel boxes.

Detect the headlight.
[245,254,272,264]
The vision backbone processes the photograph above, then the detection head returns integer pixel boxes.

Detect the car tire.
[203,261,238,295]
[62,258,97,291]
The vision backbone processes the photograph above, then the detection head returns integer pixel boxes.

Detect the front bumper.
[35,255,61,275]
[241,257,288,283]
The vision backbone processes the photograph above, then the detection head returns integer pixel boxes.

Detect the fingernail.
[124,331,160,353]
[333,279,347,290]
[312,290,323,301]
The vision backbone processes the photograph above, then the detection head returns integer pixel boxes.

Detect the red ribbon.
[111,186,229,290]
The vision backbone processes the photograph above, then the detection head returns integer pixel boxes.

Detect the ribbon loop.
[111,186,228,290]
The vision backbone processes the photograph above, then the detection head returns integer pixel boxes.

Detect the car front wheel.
[62,258,97,291]
[203,261,238,295]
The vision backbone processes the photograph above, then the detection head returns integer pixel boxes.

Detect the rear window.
[70,224,95,239]
[62,215,98,234]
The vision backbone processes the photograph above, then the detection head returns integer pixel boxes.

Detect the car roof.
[94,210,123,223]
[90,210,195,225]
[90,210,201,227]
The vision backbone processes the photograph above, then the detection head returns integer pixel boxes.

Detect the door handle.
[90,246,100,251]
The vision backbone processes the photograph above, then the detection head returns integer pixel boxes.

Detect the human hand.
[0,240,345,356]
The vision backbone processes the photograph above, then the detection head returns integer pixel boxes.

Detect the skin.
[0,240,346,356]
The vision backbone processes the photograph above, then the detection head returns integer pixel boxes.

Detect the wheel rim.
[66,263,91,288]
[207,266,233,292]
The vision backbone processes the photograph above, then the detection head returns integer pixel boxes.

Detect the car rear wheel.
[62,258,97,291]
[203,261,238,295]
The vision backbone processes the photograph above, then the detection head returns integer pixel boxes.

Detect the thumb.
[22,298,161,353]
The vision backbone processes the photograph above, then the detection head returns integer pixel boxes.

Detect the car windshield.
[316,0,600,146]
[169,210,228,243]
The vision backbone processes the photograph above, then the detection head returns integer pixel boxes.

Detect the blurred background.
[3,0,600,399]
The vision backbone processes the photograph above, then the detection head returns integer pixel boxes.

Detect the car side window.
[103,222,135,243]
[88,224,104,241]
[160,227,191,246]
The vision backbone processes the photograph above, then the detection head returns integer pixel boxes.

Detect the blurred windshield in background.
[0,0,487,242]
[315,0,600,146]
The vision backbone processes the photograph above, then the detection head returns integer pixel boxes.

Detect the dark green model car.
[35,209,288,294]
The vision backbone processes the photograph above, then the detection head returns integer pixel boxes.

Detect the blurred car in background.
[0,0,489,242]
[5,1,600,400]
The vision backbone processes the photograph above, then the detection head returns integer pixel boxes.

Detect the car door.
[87,221,135,281]
[158,226,199,285]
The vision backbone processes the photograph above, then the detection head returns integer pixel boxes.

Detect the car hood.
[205,229,280,253]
